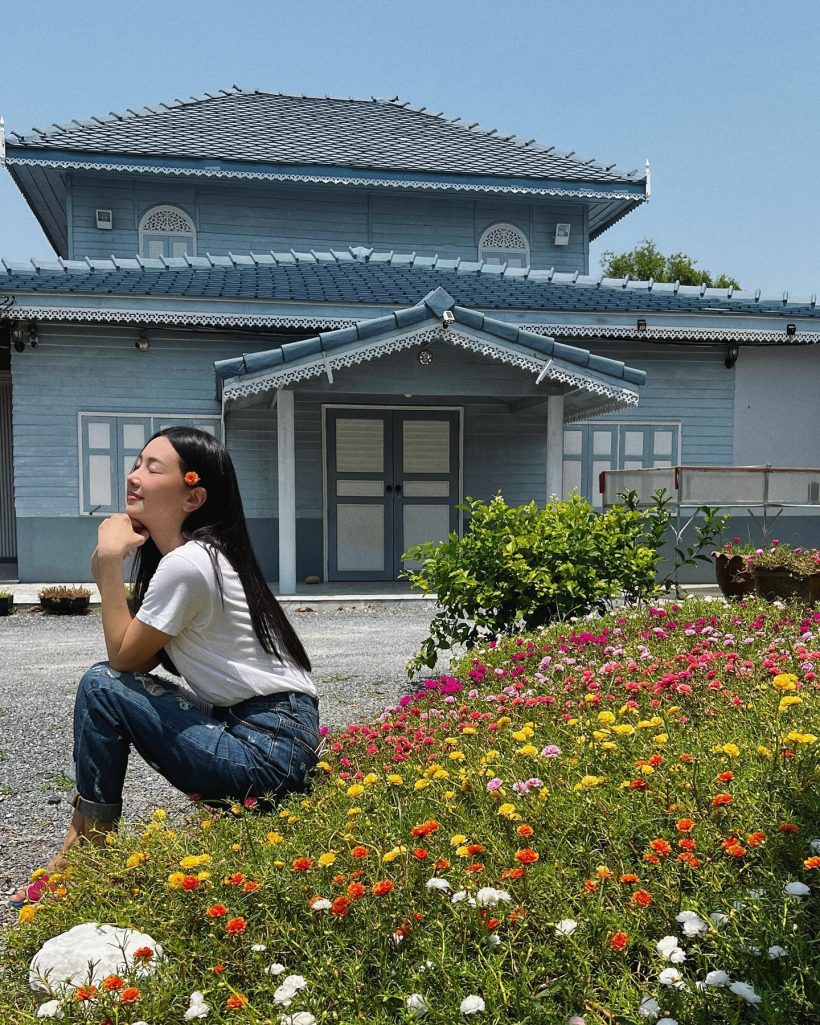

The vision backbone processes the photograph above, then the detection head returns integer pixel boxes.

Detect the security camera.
[135,330,149,351]
[442,310,454,328]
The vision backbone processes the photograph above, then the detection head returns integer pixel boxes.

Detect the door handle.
[394,484,402,494]
[386,484,393,492]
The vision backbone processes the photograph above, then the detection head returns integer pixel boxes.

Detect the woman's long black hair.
[130,426,311,675]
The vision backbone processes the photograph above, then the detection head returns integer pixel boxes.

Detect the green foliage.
[600,238,741,289]
[402,493,659,674]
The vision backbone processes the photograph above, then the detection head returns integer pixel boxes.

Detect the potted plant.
[712,538,756,599]
[751,541,820,605]
[38,585,92,615]
[0,592,14,616]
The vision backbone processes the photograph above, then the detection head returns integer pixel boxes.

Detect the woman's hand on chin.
[96,513,150,562]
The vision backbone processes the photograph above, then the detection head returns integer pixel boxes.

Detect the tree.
[599,239,740,289]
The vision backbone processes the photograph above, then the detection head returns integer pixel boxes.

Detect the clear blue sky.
[1,0,818,295]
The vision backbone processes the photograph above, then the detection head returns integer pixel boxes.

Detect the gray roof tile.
[7,87,641,185]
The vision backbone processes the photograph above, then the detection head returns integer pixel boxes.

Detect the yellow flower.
[498,802,518,819]
[461,726,477,735]
[517,743,540,757]
[318,852,337,867]
[601,742,618,752]
[779,696,802,712]
[653,734,669,747]
[433,768,450,780]
[773,674,799,691]
[17,905,36,924]
[448,751,465,761]
[386,774,404,786]
[105,833,118,847]
[597,711,616,725]
[456,845,470,857]
[382,845,406,862]
[273,860,285,868]
[267,832,284,845]
[200,819,212,831]
[756,745,773,759]
[443,789,456,800]
[721,743,740,758]
[346,807,362,817]
[231,803,243,816]
[151,808,167,822]
[30,868,48,882]
[347,784,365,798]
[784,731,816,745]
[443,736,459,747]
[425,763,443,777]
[363,773,378,787]
[480,749,499,765]
[180,854,211,869]
[231,843,241,852]
[197,871,211,881]
[167,872,186,890]
[287,815,300,825]
[126,852,149,869]
[612,724,635,736]
[512,726,534,742]
[574,775,607,792]
[592,730,611,742]
[316,760,333,773]
[495,716,511,728]
[414,778,431,791]
[450,834,467,846]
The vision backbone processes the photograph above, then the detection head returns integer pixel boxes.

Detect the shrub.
[402,493,660,674]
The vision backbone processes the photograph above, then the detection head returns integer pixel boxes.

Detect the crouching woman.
[10,426,320,908]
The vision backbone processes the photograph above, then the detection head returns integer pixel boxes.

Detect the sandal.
[7,874,52,910]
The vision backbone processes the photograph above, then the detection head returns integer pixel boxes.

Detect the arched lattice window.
[138,205,196,259]
[478,222,530,268]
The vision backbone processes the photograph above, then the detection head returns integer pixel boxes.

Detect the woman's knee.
[78,661,121,695]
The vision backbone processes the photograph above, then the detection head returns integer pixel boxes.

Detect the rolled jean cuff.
[72,791,122,824]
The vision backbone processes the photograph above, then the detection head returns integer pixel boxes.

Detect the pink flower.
[541,745,562,757]
[486,778,503,792]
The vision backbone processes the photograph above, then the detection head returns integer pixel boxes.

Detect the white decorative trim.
[0,304,356,330]
[478,222,530,264]
[223,326,640,411]
[7,156,648,201]
[525,323,820,344]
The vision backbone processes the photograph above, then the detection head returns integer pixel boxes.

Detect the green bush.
[402,493,658,674]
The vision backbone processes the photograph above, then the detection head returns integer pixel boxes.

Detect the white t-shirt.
[136,541,317,707]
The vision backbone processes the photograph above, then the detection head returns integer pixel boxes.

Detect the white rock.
[784,881,810,897]
[28,923,162,995]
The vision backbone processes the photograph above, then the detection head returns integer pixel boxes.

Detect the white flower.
[36,1002,63,1019]
[638,996,661,1019]
[554,919,578,937]
[426,877,452,892]
[476,886,511,906]
[451,890,476,906]
[657,1019,679,1025]
[406,994,429,1017]
[784,881,810,897]
[656,935,686,962]
[280,1015,316,1025]
[487,933,502,946]
[273,975,308,1007]
[251,943,268,952]
[767,945,787,959]
[729,981,762,1004]
[704,970,732,987]
[675,910,708,937]
[460,995,486,1014]
[809,838,820,853]
[267,963,288,976]
[309,898,332,911]
[709,911,729,927]
[658,967,686,989]
[184,991,211,1020]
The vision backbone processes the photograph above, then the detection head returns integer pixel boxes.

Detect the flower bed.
[2,598,819,1024]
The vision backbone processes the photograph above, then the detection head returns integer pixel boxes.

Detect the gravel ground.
[0,602,452,926]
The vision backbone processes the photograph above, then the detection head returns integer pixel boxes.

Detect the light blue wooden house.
[1,88,818,585]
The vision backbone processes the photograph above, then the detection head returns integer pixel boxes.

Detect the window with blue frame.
[79,414,221,515]
[562,422,681,508]
[138,205,197,259]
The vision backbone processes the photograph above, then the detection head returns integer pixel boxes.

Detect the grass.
[1,597,818,1024]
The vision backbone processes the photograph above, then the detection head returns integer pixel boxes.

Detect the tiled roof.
[1,250,817,321]
[7,87,642,185]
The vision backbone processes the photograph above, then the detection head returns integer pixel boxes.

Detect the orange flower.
[642,853,660,865]
[610,931,629,951]
[724,843,746,858]
[515,848,539,865]
[466,863,485,873]
[243,880,260,893]
[351,845,369,859]
[227,872,245,885]
[75,986,98,1002]
[184,471,201,486]
[413,848,429,860]
[676,818,694,832]
[509,907,527,923]
[226,993,249,1010]
[678,838,697,851]
[292,857,313,872]
[225,916,247,934]
[596,866,614,880]
[466,843,485,856]
[629,779,648,790]
[516,824,534,838]
[583,879,599,894]
[410,819,441,838]
[133,946,154,962]
[778,822,799,834]
[677,852,701,868]
[102,975,125,991]
[746,831,766,848]
[212,964,225,974]
[804,856,820,869]
[119,987,141,1004]
[619,873,639,884]
[372,880,394,896]
[486,916,501,930]
[711,793,733,807]
[350,869,365,880]
[331,896,351,916]
[649,839,672,856]
[182,875,200,890]
[501,866,525,880]
[679,753,694,763]
[716,771,734,782]
[347,882,366,900]
[435,858,451,871]
[631,889,653,907]
[206,903,228,918]
[332,873,347,886]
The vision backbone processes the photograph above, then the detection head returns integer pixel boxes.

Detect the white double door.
[326,408,460,581]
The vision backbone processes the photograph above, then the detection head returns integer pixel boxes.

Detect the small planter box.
[0,594,14,616]
[713,553,755,599]
[38,587,92,615]
[753,567,820,605]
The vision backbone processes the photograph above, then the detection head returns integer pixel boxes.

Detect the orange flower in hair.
[184,471,201,486]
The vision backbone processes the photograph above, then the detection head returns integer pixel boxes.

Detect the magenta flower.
[541,745,562,758]
[486,778,503,792]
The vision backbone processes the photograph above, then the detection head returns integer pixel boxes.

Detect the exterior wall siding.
[69,174,588,272]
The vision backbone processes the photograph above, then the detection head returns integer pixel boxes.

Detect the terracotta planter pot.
[713,553,755,599]
[40,595,90,615]
[753,567,820,605]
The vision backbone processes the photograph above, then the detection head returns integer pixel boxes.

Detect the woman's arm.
[93,515,172,672]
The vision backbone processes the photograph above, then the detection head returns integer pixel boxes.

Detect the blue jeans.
[72,662,321,823]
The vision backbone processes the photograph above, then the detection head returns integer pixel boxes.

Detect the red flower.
[466,863,485,873]
[119,987,141,1004]
[716,771,734,783]
[678,838,697,851]
[226,993,249,1010]
[722,838,746,858]
[583,879,600,894]
[227,872,245,885]
[649,839,672,856]
[466,843,485,856]
[410,819,441,838]
[629,778,649,790]
[501,866,525,880]
[102,976,125,991]
[331,896,351,916]
[486,916,501,930]
[516,824,534,838]
[243,880,260,893]
[350,846,369,859]
[610,931,629,951]
[292,857,313,872]
[435,858,451,871]
[778,822,799,834]
[642,853,660,865]
[413,848,429,860]
[184,471,201,487]
[75,986,98,1002]
[711,793,733,807]
[372,880,394,896]
[746,831,766,847]
[515,848,539,865]
[347,882,366,900]
[206,903,228,918]
[631,889,653,907]
[225,916,247,934]
[133,946,154,962]
[182,875,200,890]
[619,873,639,884]
[804,856,820,869]
[676,818,694,832]
[212,965,225,974]
[679,753,694,763]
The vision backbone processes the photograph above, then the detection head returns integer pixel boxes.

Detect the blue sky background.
[1,0,818,295]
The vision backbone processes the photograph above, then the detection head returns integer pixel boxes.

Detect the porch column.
[545,394,564,501]
[277,389,297,594]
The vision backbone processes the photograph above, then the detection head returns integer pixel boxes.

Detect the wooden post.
[277,389,296,594]
[546,394,564,501]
